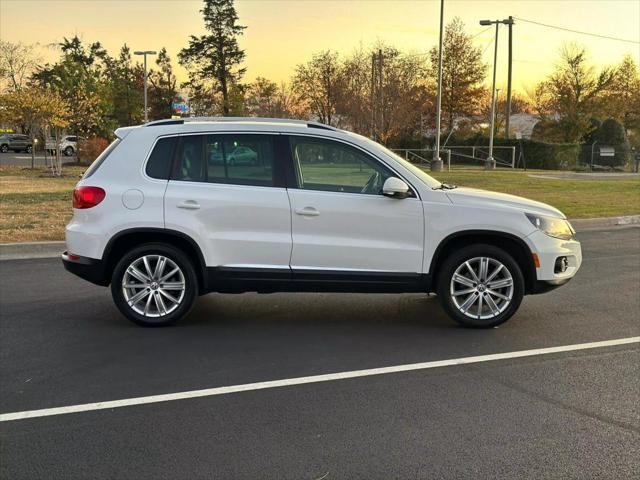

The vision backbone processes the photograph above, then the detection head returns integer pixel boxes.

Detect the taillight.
[73,186,106,209]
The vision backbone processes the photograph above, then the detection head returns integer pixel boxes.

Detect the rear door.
[164,133,292,273]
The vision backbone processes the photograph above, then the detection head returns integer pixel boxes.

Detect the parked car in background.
[46,135,78,156]
[0,134,33,153]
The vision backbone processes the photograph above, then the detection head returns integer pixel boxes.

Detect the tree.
[374,46,431,143]
[104,44,144,126]
[148,48,179,120]
[602,55,640,138]
[244,77,301,118]
[179,0,246,115]
[429,17,487,131]
[0,87,69,172]
[292,50,342,126]
[532,44,617,142]
[0,41,41,92]
[31,36,109,136]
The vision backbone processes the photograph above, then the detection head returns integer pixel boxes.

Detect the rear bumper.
[61,251,109,286]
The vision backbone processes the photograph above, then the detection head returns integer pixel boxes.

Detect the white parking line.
[1,337,638,422]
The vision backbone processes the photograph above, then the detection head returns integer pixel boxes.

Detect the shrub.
[77,137,109,165]
[592,118,630,167]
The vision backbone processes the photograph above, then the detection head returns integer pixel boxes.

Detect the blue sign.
[172,103,189,114]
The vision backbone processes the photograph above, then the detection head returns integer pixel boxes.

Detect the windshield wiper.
[433,183,457,190]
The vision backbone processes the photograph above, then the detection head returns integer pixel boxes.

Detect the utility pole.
[371,52,376,140]
[378,49,384,143]
[479,18,511,169]
[134,50,157,123]
[432,0,445,172]
[505,16,514,139]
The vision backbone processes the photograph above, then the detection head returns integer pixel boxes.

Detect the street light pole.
[479,18,512,170]
[134,50,157,123]
[432,0,445,172]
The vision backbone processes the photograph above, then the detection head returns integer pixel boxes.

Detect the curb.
[1,215,638,261]
[0,241,65,261]
[569,215,640,231]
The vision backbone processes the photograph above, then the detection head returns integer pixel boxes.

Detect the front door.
[286,135,424,277]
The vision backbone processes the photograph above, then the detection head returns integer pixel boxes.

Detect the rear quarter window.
[146,136,178,180]
[82,138,121,179]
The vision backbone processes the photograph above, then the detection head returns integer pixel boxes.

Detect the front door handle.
[295,206,320,217]
[177,200,200,210]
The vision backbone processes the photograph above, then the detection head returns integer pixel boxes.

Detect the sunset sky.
[1,0,639,95]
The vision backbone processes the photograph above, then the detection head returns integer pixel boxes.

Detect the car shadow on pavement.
[181,292,454,329]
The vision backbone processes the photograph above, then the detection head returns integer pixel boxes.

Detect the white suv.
[62,118,582,328]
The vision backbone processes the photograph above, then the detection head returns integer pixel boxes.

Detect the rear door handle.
[295,206,320,217]
[177,200,200,210]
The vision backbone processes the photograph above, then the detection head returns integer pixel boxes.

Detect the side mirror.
[382,177,411,199]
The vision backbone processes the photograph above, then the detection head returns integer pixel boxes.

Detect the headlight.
[525,213,575,240]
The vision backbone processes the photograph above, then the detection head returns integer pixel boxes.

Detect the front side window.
[173,134,275,187]
[290,136,394,195]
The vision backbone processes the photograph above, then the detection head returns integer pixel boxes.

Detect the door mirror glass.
[382,177,410,199]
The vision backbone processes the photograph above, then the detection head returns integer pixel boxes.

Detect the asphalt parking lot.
[1,227,639,479]
[0,152,76,167]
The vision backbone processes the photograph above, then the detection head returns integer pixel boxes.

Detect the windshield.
[359,137,442,188]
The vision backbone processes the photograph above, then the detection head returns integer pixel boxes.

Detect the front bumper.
[61,251,109,286]
[524,229,582,288]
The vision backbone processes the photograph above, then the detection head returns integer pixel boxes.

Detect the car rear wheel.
[111,243,198,327]
[64,146,74,156]
[0,144,7,153]
[26,146,32,153]
[437,244,524,328]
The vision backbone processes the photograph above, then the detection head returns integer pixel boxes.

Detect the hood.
[446,187,565,219]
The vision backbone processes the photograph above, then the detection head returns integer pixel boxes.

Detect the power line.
[471,26,493,39]
[514,16,640,45]
[406,27,494,58]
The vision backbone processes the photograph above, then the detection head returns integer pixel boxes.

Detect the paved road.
[1,228,639,479]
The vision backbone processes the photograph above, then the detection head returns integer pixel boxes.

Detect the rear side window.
[173,134,275,187]
[146,136,178,180]
[82,138,121,179]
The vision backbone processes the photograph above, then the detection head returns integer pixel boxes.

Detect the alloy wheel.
[122,255,186,317]
[449,256,514,320]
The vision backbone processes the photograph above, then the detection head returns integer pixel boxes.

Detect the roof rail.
[144,117,337,131]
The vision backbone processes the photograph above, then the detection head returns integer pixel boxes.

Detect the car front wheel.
[437,244,524,328]
[64,146,74,156]
[0,144,7,153]
[111,243,198,327]
[26,146,32,153]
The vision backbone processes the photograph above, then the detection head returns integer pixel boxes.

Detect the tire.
[0,144,7,153]
[111,243,198,327]
[64,146,74,156]
[436,244,524,328]
[26,146,32,153]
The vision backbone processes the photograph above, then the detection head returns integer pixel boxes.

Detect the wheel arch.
[103,228,207,293]
[429,230,537,294]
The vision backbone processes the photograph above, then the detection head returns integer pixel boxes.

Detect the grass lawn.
[0,165,638,243]
[0,166,83,243]
[426,168,640,219]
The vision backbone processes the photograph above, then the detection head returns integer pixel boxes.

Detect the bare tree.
[292,51,342,126]
[0,41,41,92]
[428,18,487,131]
